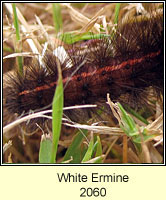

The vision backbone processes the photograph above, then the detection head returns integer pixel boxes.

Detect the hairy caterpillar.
[3,11,163,126]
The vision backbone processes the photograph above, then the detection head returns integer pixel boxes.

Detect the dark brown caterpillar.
[3,12,163,126]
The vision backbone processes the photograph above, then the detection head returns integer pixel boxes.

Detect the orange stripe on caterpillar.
[18,50,161,96]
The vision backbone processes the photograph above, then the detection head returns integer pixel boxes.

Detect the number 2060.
[80,187,106,197]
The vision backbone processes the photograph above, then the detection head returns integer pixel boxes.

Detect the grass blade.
[63,130,88,163]
[118,102,138,136]
[50,59,64,163]
[81,138,94,163]
[118,103,157,144]
[52,3,63,33]
[124,105,149,125]
[39,135,52,163]
[95,136,102,157]
[12,3,23,74]
[114,3,121,24]
[60,32,110,44]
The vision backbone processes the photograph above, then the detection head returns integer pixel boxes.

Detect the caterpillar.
[3,10,163,126]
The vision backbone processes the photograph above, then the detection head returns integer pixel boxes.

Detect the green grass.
[52,3,63,33]
[118,103,157,144]
[50,60,64,163]
[63,130,88,163]
[39,135,52,163]
[114,3,121,24]
[12,3,23,74]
